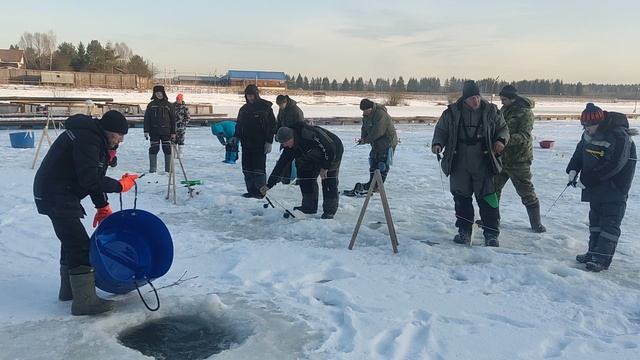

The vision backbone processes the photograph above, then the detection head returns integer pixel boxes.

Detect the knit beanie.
[100,110,129,134]
[462,80,480,100]
[580,103,605,126]
[499,85,518,99]
[359,98,374,110]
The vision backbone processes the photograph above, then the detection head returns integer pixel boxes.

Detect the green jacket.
[432,98,510,176]
[361,103,398,155]
[501,96,535,165]
[276,97,306,129]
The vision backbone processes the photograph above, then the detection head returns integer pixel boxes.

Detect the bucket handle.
[118,176,141,212]
[135,278,160,312]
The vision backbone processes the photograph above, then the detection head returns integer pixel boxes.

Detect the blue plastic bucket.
[9,131,35,148]
[90,209,173,294]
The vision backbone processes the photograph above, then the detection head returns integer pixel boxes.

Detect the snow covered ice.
[1,97,640,359]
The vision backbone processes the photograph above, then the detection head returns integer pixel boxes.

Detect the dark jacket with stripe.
[33,115,122,217]
[144,98,176,137]
[267,123,343,188]
[567,112,637,202]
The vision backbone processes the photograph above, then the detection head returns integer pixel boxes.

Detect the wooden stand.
[348,169,399,253]
[31,111,54,169]
[166,144,194,203]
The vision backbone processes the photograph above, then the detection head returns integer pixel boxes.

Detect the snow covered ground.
[1,84,639,119]
[1,103,640,359]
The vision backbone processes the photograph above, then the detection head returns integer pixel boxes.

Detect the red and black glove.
[93,204,112,228]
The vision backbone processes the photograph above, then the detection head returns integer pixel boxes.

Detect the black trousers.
[297,162,341,214]
[454,194,500,237]
[149,134,172,155]
[588,200,627,266]
[48,216,91,268]
[241,147,266,194]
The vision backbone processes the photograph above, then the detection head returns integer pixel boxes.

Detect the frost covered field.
[1,91,640,359]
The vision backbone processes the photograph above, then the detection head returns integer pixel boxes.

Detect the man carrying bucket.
[34,110,140,316]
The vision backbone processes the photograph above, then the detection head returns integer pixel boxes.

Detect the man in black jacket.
[144,85,176,173]
[567,103,637,272]
[233,84,276,198]
[34,110,139,315]
[276,94,307,184]
[261,123,343,219]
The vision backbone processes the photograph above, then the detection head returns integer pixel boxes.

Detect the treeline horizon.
[9,31,154,77]
[284,74,640,99]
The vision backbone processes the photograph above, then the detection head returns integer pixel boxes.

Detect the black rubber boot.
[69,266,114,316]
[149,153,157,173]
[59,265,72,301]
[164,154,172,173]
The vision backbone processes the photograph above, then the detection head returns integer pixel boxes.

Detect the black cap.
[275,127,294,143]
[462,80,480,100]
[499,85,518,99]
[276,95,288,105]
[360,98,374,110]
[100,110,128,134]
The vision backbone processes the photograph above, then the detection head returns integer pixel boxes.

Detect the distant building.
[172,75,222,86]
[222,70,286,88]
[0,49,25,69]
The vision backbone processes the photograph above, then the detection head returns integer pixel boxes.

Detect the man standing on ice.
[144,85,176,173]
[567,103,636,272]
[432,80,509,247]
[494,85,546,233]
[275,94,307,184]
[351,98,398,194]
[261,123,343,219]
[34,110,139,315]
[233,84,276,198]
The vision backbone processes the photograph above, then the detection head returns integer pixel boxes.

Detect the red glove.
[119,173,140,193]
[93,204,112,228]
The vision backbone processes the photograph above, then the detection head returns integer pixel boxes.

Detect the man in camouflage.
[495,85,546,233]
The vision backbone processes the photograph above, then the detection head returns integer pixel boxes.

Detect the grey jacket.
[432,98,510,176]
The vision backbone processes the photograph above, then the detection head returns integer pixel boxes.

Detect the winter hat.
[276,127,294,143]
[176,93,184,102]
[462,80,480,100]
[360,98,374,110]
[244,84,259,96]
[151,85,167,100]
[100,110,129,134]
[499,85,518,99]
[580,103,605,126]
[276,95,288,105]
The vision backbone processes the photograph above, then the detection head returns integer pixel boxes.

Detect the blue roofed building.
[222,70,286,88]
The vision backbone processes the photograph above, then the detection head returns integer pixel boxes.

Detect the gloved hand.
[432,144,442,155]
[259,185,270,196]
[108,150,117,167]
[119,173,140,193]
[264,142,272,154]
[493,141,505,155]
[93,204,112,228]
[567,170,578,187]
[144,132,149,140]
[319,168,328,180]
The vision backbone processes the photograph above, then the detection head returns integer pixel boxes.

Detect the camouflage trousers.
[494,163,539,206]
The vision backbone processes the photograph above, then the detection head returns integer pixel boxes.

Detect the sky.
[1,0,639,84]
